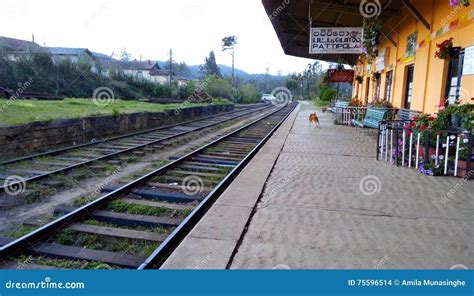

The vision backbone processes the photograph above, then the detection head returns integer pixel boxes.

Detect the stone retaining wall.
[0,104,233,159]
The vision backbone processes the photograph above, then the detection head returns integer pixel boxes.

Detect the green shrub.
[319,87,336,102]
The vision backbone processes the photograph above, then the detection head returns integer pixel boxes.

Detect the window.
[445,49,465,105]
[404,65,414,109]
[385,71,393,102]
[375,77,381,99]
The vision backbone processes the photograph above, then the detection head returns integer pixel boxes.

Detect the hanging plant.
[449,0,470,7]
[371,72,381,82]
[434,38,454,60]
[362,18,382,60]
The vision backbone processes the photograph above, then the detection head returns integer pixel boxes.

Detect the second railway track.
[0,104,275,193]
[0,102,295,270]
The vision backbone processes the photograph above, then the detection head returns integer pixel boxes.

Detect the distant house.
[45,47,115,76]
[175,75,198,86]
[118,60,175,84]
[0,36,41,60]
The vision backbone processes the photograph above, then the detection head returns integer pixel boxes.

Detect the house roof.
[91,51,113,60]
[0,36,40,51]
[261,0,403,65]
[119,60,161,71]
[45,47,92,56]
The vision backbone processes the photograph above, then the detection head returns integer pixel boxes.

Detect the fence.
[377,120,473,178]
[334,106,367,125]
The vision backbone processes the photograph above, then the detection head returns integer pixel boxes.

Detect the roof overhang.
[262,0,403,65]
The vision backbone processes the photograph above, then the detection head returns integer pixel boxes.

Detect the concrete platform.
[162,102,474,269]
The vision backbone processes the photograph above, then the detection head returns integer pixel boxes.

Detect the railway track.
[0,102,295,270]
[0,104,274,193]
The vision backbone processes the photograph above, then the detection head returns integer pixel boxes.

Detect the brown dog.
[309,112,320,128]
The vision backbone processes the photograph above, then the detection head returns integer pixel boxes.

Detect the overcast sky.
[0,0,319,75]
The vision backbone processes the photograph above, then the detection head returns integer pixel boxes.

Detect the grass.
[0,98,229,126]
[107,200,192,219]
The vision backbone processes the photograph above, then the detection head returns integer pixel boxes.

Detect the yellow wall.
[353,0,474,115]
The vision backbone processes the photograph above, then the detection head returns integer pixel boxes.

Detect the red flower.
[420,125,426,130]
[406,130,412,136]
[409,121,415,127]
[429,116,435,121]
[413,116,418,121]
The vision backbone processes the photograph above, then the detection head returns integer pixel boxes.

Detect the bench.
[328,101,349,113]
[351,107,387,129]
[396,108,420,122]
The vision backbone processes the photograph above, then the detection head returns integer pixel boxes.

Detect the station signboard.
[327,69,354,83]
[309,27,363,54]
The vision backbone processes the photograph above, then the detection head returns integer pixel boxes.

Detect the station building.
[262,0,474,115]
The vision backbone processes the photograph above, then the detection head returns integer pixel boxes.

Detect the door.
[404,65,414,109]
[365,77,370,104]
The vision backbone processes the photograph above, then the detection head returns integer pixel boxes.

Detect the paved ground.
[230,102,473,269]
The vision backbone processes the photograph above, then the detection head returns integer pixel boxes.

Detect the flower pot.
[456,160,472,177]
[450,114,461,127]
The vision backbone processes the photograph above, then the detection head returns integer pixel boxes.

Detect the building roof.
[45,47,92,56]
[0,36,40,51]
[118,60,161,71]
[91,51,113,60]
[261,0,403,64]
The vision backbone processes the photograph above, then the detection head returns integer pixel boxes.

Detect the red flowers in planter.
[435,38,454,60]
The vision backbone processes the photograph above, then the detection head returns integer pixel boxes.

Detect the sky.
[0,0,318,75]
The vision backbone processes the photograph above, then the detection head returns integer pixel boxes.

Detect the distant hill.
[157,61,282,81]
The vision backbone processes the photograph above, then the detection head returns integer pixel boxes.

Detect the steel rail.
[0,104,274,192]
[139,103,296,269]
[0,103,294,260]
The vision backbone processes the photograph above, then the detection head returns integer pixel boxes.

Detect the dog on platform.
[308,112,320,128]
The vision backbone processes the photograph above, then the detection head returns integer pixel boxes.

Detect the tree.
[120,48,132,61]
[203,75,232,98]
[237,83,259,104]
[200,51,221,77]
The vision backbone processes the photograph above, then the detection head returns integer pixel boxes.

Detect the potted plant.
[362,18,382,60]
[371,72,381,82]
[435,38,455,60]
